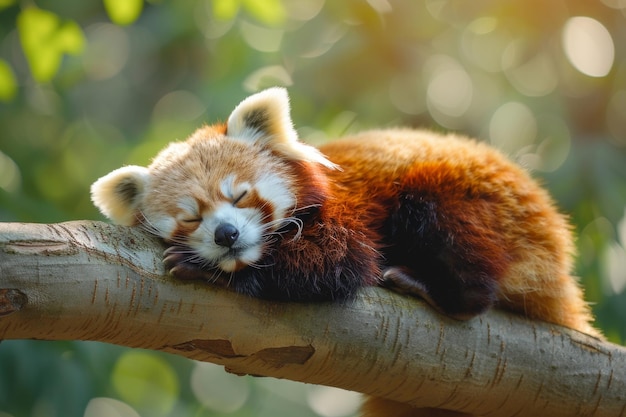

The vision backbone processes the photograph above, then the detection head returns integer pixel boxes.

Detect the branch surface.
[0,221,625,416]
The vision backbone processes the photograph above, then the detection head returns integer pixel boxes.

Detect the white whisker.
[263,216,303,241]
[225,271,235,287]
[290,203,321,216]
[138,212,162,236]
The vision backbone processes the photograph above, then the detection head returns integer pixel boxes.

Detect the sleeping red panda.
[91,87,600,417]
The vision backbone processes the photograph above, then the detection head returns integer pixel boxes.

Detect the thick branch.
[0,221,624,416]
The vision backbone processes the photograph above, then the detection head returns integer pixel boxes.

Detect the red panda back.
[319,128,597,337]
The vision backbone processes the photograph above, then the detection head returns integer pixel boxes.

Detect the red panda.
[91,87,600,417]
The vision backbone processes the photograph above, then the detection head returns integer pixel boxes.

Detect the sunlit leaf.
[17,8,59,82]
[242,0,286,26]
[103,0,144,26]
[0,59,17,101]
[213,0,241,21]
[16,8,86,82]
[111,351,179,416]
[0,0,15,11]
[55,20,86,53]
[0,150,21,191]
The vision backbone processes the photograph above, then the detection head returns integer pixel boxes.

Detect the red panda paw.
[381,266,497,321]
[163,245,212,281]
[381,266,439,305]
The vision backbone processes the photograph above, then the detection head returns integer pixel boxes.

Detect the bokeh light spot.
[284,0,325,21]
[298,24,347,58]
[618,209,626,249]
[534,116,571,172]
[195,0,236,39]
[425,56,473,124]
[240,20,283,52]
[0,151,22,193]
[562,16,614,77]
[425,0,447,19]
[152,90,207,123]
[580,217,615,268]
[84,397,140,417]
[502,42,558,97]
[306,386,362,417]
[111,351,179,416]
[427,69,473,117]
[461,17,511,73]
[190,362,249,413]
[468,16,498,34]
[489,102,536,155]
[603,241,626,295]
[0,59,17,101]
[243,65,292,91]
[366,0,393,14]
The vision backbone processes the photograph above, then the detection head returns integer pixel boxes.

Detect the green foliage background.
[0,1,625,416]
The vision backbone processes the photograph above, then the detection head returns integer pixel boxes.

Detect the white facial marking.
[256,172,294,219]
[149,214,177,238]
[176,196,200,221]
[220,175,251,201]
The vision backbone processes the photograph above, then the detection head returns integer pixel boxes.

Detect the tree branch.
[0,221,624,416]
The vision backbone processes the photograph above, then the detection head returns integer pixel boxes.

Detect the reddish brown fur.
[287,160,331,219]
[319,129,594,331]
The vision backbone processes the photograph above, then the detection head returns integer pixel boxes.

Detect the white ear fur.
[90,165,150,226]
[227,87,336,169]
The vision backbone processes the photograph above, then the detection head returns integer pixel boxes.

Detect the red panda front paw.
[163,246,210,281]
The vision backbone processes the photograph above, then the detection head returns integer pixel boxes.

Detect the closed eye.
[181,217,202,224]
[232,190,248,206]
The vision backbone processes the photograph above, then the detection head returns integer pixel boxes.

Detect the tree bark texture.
[0,221,625,416]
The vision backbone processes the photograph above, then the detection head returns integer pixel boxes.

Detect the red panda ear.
[91,166,149,226]
[226,87,337,169]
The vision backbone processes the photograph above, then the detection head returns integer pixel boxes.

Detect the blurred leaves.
[213,0,286,25]
[0,59,16,101]
[0,0,14,11]
[212,0,241,21]
[17,7,85,82]
[104,0,144,26]
[242,0,286,26]
[111,351,179,416]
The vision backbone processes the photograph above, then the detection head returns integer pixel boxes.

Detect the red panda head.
[91,88,335,273]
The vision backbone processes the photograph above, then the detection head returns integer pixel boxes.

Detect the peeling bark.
[0,221,625,416]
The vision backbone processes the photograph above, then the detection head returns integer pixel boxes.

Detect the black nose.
[214,223,239,247]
